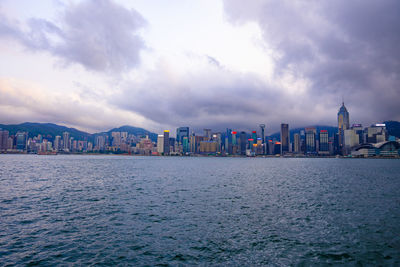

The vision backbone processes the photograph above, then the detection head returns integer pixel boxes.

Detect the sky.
[0,0,399,135]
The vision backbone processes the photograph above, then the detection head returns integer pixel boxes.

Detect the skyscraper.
[294,133,300,153]
[15,132,27,151]
[163,130,170,155]
[176,127,189,144]
[157,135,164,154]
[305,127,317,153]
[337,102,350,154]
[259,124,265,154]
[319,130,329,154]
[240,131,247,155]
[63,132,70,151]
[280,123,289,155]
[338,102,350,131]
[204,129,211,141]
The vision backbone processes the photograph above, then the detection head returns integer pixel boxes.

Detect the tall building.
[63,132,70,151]
[182,136,189,153]
[259,124,265,154]
[240,131,247,155]
[319,130,329,154]
[163,130,170,155]
[203,129,211,141]
[157,135,164,154]
[294,133,300,153]
[54,135,61,151]
[176,127,189,144]
[280,123,289,154]
[337,102,350,154]
[0,129,9,151]
[16,132,27,151]
[305,127,317,153]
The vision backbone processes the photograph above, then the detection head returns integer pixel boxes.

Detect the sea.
[0,155,399,266]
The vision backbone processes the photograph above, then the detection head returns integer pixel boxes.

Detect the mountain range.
[0,123,158,142]
[0,121,399,143]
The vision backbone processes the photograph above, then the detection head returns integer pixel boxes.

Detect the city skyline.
[1,0,400,134]
[1,101,399,157]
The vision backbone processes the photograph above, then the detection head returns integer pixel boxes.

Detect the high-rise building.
[259,124,265,154]
[163,130,170,155]
[240,131,247,155]
[204,129,212,141]
[63,132,70,151]
[182,136,189,153]
[365,124,387,143]
[280,123,289,154]
[319,130,329,154]
[54,135,61,151]
[157,135,164,154]
[0,129,9,151]
[294,133,300,153]
[305,127,317,153]
[176,127,189,144]
[16,132,27,151]
[337,102,350,154]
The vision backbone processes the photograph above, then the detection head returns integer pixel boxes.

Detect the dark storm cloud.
[111,56,325,133]
[223,0,400,124]
[0,0,146,72]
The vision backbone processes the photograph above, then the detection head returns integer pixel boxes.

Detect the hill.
[99,125,158,142]
[0,122,159,142]
[0,122,91,141]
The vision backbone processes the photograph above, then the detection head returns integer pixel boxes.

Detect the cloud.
[0,78,153,133]
[223,0,400,125]
[0,0,146,73]
[110,54,332,133]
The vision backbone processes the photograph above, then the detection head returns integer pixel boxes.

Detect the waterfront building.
[199,141,218,154]
[294,133,300,153]
[182,136,189,154]
[240,131,247,155]
[0,129,9,151]
[280,123,289,155]
[16,132,27,151]
[176,127,189,144]
[352,141,400,157]
[95,135,106,151]
[337,102,350,154]
[305,127,317,154]
[54,135,61,151]
[365,124,387,143]
[204,129,212,141]
[157,135,164,154]
[259,124,265,153]
[319,130,329,155]
[163,130,170,155]
[252,131,257,142]
[344,129,360,155]
[63,132,70,151]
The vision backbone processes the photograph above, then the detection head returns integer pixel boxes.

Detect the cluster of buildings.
[153,103,399,157]
[1,103,399,157]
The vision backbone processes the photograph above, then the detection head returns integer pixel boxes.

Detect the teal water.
[0,155,399,265]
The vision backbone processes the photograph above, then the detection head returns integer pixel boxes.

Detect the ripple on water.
[0,155,399,265]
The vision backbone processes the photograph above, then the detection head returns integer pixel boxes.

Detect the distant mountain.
[384,120,400,138]
[269,125,338,141]
[97,125,158,142]
[0,122,91,141]
[0,122,159,142]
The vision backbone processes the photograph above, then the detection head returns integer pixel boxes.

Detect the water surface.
[0,155,399,265]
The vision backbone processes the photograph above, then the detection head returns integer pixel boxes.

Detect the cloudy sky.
[0,0,399,134]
